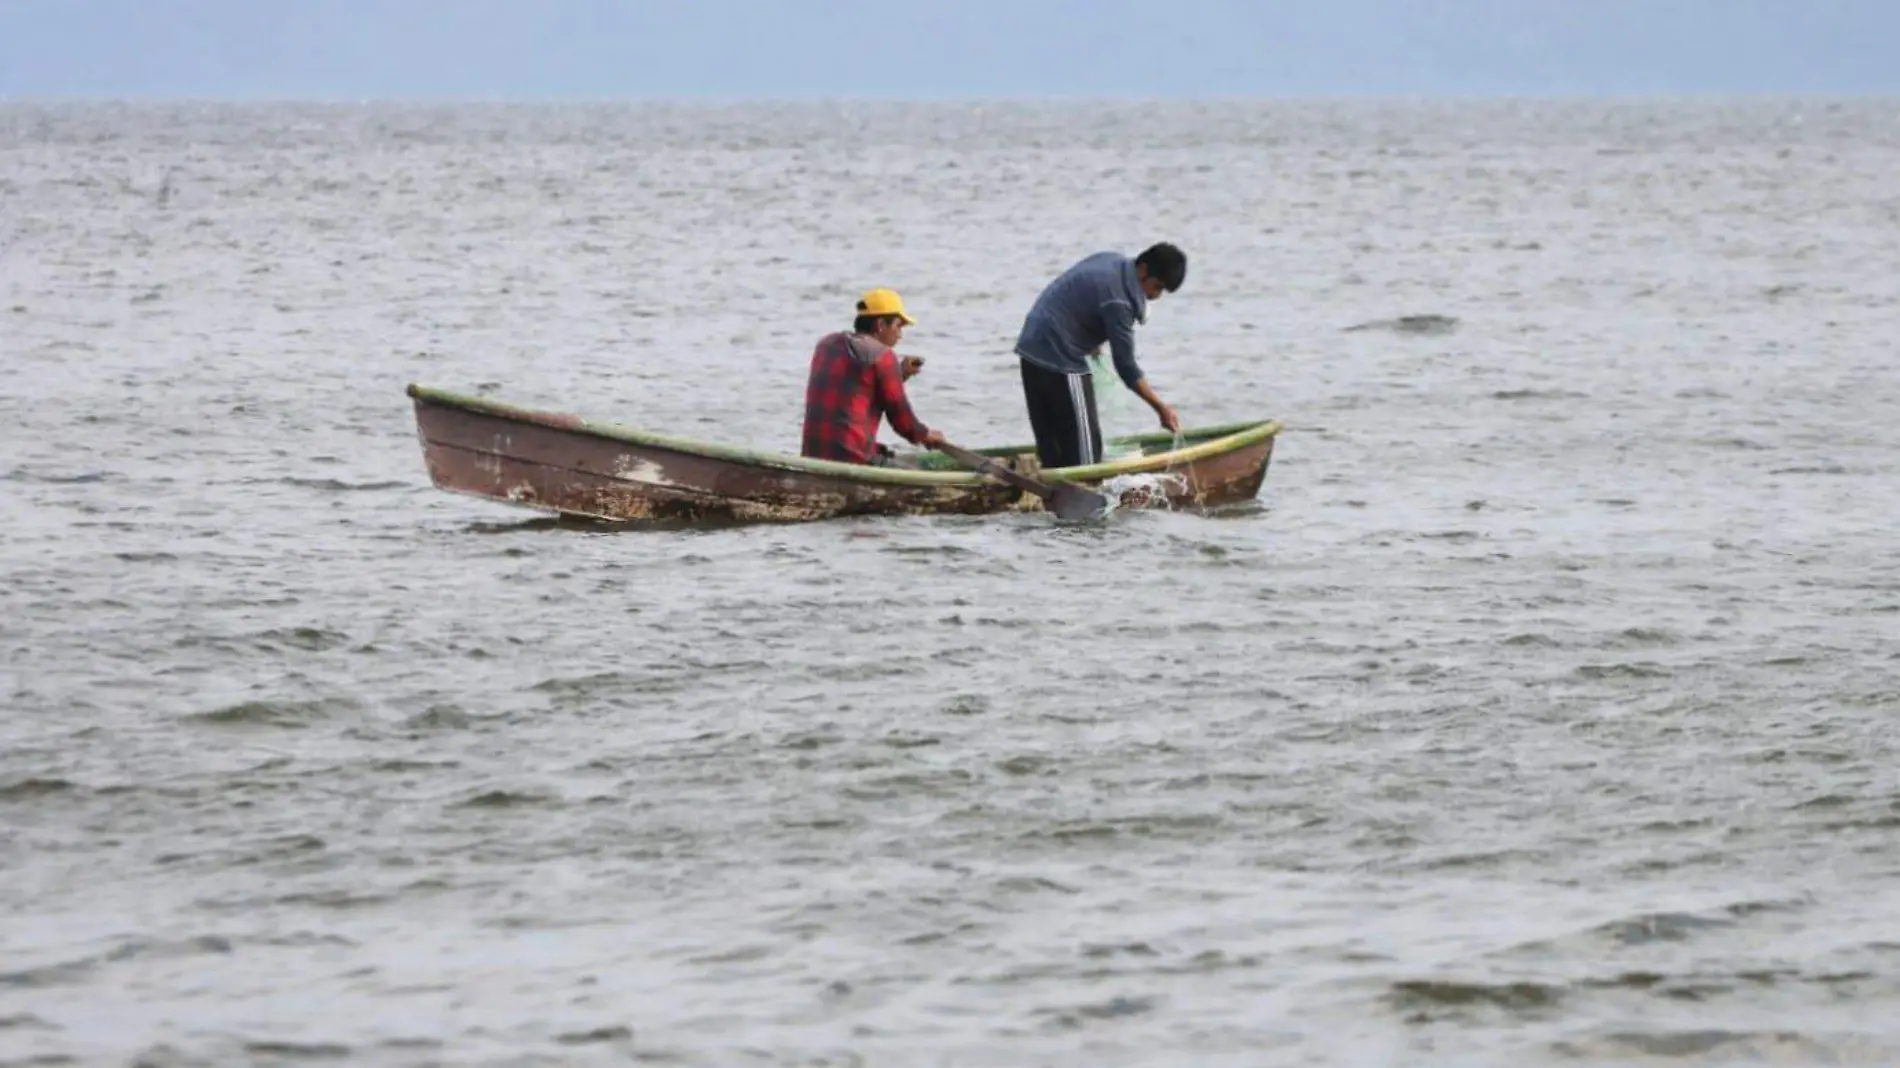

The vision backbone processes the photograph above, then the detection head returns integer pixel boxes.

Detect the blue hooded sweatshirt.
[1012,252,1148,391]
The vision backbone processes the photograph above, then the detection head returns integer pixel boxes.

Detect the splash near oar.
[1099,471,1192,513]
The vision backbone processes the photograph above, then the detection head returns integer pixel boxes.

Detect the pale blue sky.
[2,0,1895,99]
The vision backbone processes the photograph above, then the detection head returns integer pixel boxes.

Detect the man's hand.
[1131,377,1180,434]
[900,356,925,380]
[919,428,945,449]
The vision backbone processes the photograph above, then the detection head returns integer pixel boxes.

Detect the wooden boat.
[405,383,1281,524]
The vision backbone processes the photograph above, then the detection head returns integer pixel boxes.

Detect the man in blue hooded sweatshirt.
[1012,242,1187,469]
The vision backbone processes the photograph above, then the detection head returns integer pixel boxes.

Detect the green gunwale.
[406,382,1281,487]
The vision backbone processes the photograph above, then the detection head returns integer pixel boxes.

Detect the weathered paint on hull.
[414,400,1023,522]
[408,386,1277,524]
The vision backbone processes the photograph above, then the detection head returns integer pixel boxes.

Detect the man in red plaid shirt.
[801,288,946,465]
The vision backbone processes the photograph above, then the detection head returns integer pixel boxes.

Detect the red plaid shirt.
[800,331,931,464]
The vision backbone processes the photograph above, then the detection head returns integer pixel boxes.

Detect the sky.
[1,0,1896,99]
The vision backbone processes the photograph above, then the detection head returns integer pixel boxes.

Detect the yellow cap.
[856,287,916,326]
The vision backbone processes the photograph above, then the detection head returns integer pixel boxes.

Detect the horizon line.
[6,89,1898,106]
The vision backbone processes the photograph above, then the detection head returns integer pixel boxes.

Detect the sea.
[3,97,1898,1067]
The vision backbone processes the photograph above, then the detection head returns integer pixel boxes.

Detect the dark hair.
[854,314,899,334]
[1136,242,1187,292]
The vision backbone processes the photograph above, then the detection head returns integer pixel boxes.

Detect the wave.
[455,788,558,809]
[185,697,358,728]
[1343,313,1459,335]
[4,467,113,484]
[279,477,411,493]
[1554,1028,1875,1062]
[1386,977,1564,1014]
[0,777,78,802]
[1491,388,1589,401]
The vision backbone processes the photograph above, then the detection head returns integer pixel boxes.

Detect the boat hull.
[406,384,1278,524]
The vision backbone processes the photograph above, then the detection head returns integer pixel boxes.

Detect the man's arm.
[1102,300,1180,432]
[1131,377,1180,433]
[875,352,944,447]
[1101,299,1145,390]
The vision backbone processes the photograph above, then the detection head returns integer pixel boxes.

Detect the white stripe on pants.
[1066,373,1093,465]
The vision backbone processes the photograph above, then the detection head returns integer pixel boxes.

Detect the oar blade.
[1049,483,1111,522]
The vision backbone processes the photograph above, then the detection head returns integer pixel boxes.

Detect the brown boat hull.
[407,385,1278,525]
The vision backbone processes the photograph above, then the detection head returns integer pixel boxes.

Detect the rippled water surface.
[4,99,1899,1066]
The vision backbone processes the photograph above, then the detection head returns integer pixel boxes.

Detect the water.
[3,98,1898,1066]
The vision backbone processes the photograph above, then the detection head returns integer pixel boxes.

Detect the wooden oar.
[932,440,1110,521]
